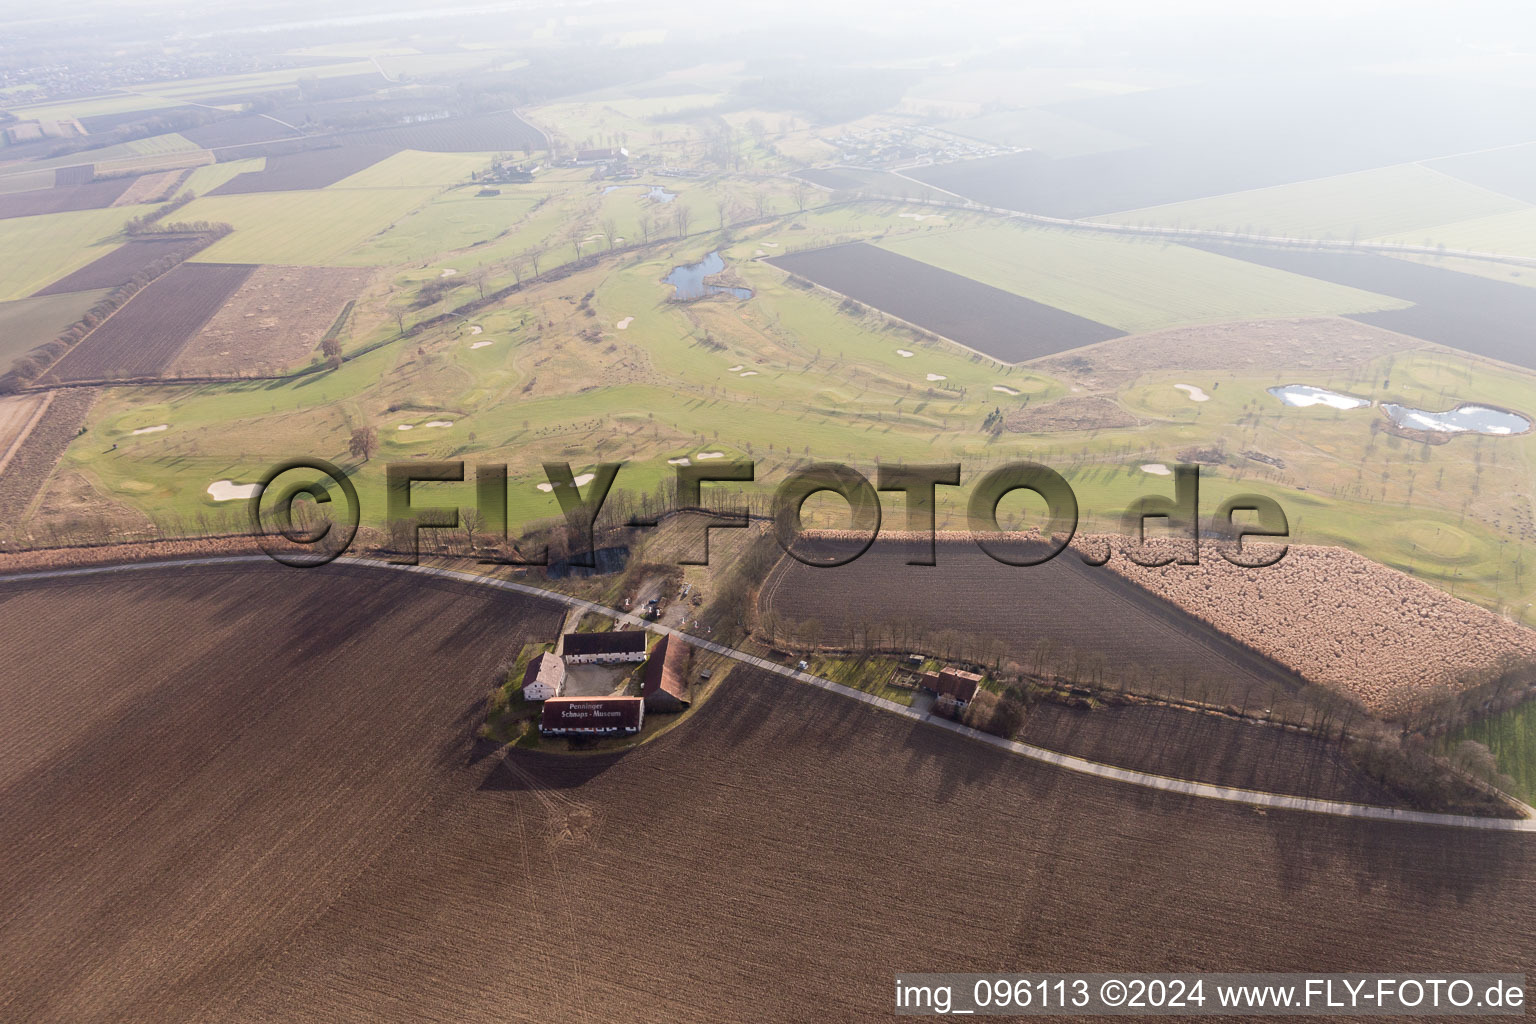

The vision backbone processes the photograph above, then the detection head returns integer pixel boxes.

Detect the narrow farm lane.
[2,554,1532,833]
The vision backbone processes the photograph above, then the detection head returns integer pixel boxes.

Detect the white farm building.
[521,652,566,701]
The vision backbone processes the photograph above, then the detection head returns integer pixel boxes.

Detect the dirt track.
[1,563,1532,1022]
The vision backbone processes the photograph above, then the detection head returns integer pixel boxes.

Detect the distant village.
[826,121,1015,169]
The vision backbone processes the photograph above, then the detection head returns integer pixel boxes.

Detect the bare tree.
[716,195,730,230]
[392,309,405,334]
[793,180,811,213]
[461,507,485,551]
[510,256,527,286]
[527,245,544,276]
[471,267,487,300]
[600,216,619,250]
[639,214,653,244]
[673,203,693,238]
[348,426,378,462]
[566,221,587,259]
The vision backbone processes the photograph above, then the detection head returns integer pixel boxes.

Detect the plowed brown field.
[0,563,1531,1023]
[45,262,255,382]
[759,538,1300,707]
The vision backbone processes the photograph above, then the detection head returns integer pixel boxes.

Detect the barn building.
[574,146,628,165]
[920,666,983,707]
[562,630,649,664]
[540,696,645,736]
[521,652,565,701]
[641,635,692,713]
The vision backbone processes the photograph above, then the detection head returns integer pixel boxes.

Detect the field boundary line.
[1,554,1532,834]
[842,188,1536,270]
[0,391,54,476]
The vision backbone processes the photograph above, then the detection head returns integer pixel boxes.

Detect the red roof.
[642,635,691,707]
[540,696,644,733]
[921,667,981,702]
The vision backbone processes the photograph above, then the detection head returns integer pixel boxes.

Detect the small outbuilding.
[561,630,648,664]
[540,696,645,736]
[641,635,692,713]
[521,652,565,701]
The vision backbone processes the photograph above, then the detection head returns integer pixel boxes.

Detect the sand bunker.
[439,268,458,278]
[470,341,492,349]
[761,241,778,247]
[667,456,692,466]
[896,349,914,357]
[616,316,634,329]
[727,364,743,372]
[1174,384,1210,402]
[926,373,947,382]
[207,480,261,501]
[696,451,725,460]
[754,249,766,256]
[423,420,453,428]
[397,424,414,431]
[469,325,483,335]
[537,472,596,492]
[1141,463,1171,476]
[898,213,945,223]
[740,370,759,377]
[131,424,168,435]
[992,385,1021,396]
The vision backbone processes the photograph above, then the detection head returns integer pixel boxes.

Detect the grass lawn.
[1104,163,1527,240]
[15,125,1536,625]
[182,157,265,195]
[0,207,141,302]
[335,190,543,266]
[0,168,57,194]
[1452,700,1536,803]
[8,92,186,121]
[0,288,111,364]
[127,61,378,100]
[811,655,918,706]
[329,150,496,190]
[1375,204,1536,259]
[182,187,440,265]
[879,221,1411,332]
[123,132,203,157]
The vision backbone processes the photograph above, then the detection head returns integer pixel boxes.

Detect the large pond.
[1267,384,1371,409]
[1382,402,1531,436]
[664,251,752,301]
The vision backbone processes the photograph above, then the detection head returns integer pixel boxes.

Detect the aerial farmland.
[1,2,1535,1020]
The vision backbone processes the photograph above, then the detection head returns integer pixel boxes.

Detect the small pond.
[601,184,674,201]
[1267,384,1371,410]
[664,251,752,301]
[547,545,630,579]
[1382,402,1531,436]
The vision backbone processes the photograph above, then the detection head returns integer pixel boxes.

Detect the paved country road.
[2,554,1532,833]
